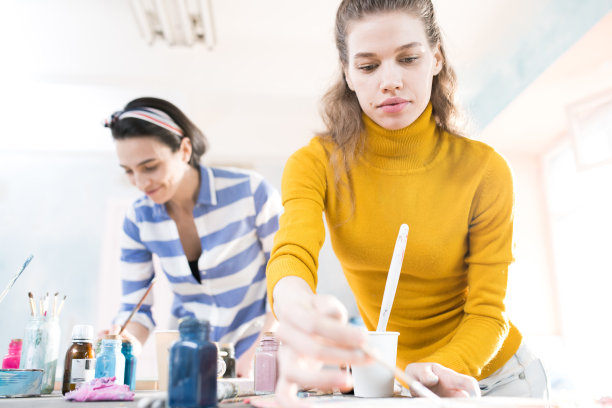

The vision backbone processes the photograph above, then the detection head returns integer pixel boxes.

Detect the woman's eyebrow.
[353,42,423,59]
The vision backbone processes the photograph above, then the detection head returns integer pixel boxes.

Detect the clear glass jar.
[254,332,279,395]
[19,316,61,394]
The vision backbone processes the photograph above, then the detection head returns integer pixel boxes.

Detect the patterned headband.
[104,107,184,137]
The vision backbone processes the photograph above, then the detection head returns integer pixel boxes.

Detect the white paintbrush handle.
[377,224,409,332]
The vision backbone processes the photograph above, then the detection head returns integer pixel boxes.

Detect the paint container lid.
[104,334,121,340]
[71,325,94,342]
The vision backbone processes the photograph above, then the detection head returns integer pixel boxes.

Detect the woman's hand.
[273,277,370,407]
[97,322,149,357]
[404,362,480,398]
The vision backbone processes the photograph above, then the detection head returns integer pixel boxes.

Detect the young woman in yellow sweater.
[267,0,549,405]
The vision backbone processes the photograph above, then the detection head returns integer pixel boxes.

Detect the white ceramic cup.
[154,330,179,391]
[351,331,399,398]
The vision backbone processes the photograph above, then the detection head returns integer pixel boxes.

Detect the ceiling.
[481,11,612,155]
[0,1,609,158]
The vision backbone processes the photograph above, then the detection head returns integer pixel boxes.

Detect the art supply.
[0,368,43,397]
[19,315,61,394]
[168,317,217,408]
[254,332,279,395]
[116,279,156,337]
[64,377,134,402]
[53,292,58,317]
[56,295,67,316]
[154,330,179,392]
[220,343,236,378]
[121,339,137,391]
[377,224,409,332]
[28,292,36,317]
[351,331,399,397]
[361,343,443,403]
[62,324,96,395]
[2,339,23,369]
[95,335,126,384]
[0,254,33,304]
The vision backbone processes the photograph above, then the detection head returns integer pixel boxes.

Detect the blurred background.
[0,0,611,398]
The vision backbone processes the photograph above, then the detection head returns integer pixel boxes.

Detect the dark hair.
[108,97,208,168]
[321,0,460,190]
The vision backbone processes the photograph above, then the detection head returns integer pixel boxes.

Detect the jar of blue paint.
[168,317,217,408]
[121,340,136,391]
[94,335,125,384]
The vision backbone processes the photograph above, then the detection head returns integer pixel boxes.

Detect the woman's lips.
[146,186,161,195]
[378,97,409,113]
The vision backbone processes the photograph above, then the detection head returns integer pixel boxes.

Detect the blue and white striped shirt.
[113,165,282,357]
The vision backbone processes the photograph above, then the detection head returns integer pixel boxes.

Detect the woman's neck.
[166,165,200,215]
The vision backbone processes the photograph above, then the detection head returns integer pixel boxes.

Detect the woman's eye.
[124,169,133,175]
[358,64,377,72]
[144,166,158,172]
[400,56,418,63]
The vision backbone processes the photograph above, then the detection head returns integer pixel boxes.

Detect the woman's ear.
[180,137,193,162]
[433,43,443,76]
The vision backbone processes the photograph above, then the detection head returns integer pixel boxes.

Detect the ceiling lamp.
[129,0,216,49]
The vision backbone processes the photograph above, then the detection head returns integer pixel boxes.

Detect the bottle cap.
[71,325,94,341]
[104,334,121,340]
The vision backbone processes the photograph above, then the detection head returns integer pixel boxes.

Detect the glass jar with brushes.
[19,316,61,394]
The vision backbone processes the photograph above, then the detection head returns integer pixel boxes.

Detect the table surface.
[0,391,608,408]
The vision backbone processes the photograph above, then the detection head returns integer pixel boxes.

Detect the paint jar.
[61,324,95,395]
[94,335,125,384]
[19,316,61,394]
[121,340,137,391]
[2,339,22,369]
[254,332,279,395]
[168,317,217,408]
[220,343,236,378]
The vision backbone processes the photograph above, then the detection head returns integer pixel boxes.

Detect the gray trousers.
[479,342,550,398]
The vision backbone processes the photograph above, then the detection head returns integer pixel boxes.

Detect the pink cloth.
[64,377,134,402]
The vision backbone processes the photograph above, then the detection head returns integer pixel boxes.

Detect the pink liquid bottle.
[254,332,279,395]
[2,339,23,369]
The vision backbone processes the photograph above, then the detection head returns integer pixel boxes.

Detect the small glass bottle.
[121,340,137,391]
[220,343,236,378]
[94,335,125,384]
[62,325,96,395]
[168,317,217,408]
[2,339,22,369]
[20,316,61,394]
[254,332,279,395]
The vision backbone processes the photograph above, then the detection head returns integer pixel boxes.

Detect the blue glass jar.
[168,317,217,408]
[121,340,137,391]
[94,335,125,384]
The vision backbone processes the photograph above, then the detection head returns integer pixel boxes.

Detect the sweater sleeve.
[418,151,515,378]
[112,206,156,331]
[266,139,329,307]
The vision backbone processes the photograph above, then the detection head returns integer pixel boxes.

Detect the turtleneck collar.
[361,103,441,172]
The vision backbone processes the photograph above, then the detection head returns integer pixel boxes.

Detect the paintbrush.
[0,254,34,304]
[53,292,58,317]
[57,295,67,317]
[28,292,36,317]
[118,278,156,336]
[361,344,445,404]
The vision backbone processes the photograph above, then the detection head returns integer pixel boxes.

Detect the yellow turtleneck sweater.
[267,104,522,380]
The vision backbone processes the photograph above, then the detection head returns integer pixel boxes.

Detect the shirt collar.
[151,164,218,218]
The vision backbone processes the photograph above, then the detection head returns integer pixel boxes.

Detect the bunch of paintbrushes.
[27,291,66,318]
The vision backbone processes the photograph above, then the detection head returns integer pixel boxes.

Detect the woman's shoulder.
[442,130,510,172]
[287,135,332,166]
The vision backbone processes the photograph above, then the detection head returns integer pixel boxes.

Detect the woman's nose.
[379,64,403,91]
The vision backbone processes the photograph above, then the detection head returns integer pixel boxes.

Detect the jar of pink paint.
[254,332,279,395]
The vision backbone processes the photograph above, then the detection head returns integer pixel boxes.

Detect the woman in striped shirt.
[103,97,282,377]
